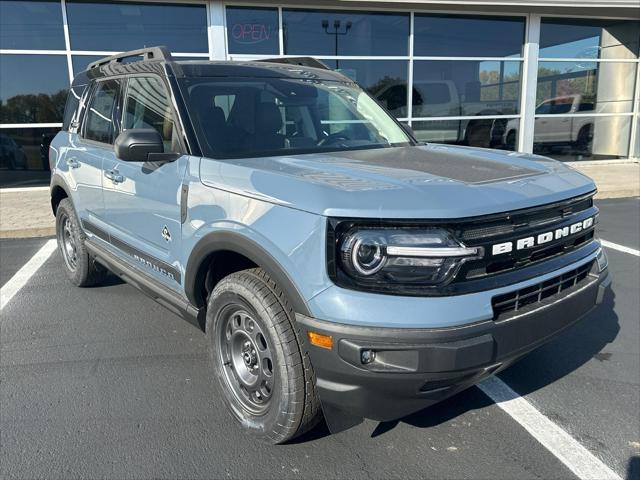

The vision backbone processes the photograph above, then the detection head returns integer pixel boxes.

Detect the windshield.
[179,77,412,158]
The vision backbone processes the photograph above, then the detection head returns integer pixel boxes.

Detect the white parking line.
[600,239,640,257]
[479,376,621,480]
[0,239,57,311]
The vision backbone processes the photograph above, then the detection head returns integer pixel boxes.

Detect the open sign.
[231,23,274,44]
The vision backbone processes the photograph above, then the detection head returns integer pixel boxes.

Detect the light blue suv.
[50,47,610,443]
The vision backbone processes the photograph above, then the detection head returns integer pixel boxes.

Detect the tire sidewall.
[55,199,90,286]
[206,281,301,441]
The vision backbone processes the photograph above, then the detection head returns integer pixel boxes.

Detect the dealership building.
[0,0,638,187]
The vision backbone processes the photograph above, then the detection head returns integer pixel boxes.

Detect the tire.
[55,198,107,287]
[575,124,593,154]
[465,120,492,148]
[206,268,321,444]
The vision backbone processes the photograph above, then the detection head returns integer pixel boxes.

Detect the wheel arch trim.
[50,174,71,215]
[185,230,312,317]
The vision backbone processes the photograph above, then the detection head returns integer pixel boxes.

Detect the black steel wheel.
[217,306,275,415]
[206,268,321,444]
[59,213,79,272]
[55,198,107,287]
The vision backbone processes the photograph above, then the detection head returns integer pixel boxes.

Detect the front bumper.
[297,261,611,422]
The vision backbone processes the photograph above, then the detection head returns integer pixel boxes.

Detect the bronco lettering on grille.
[492,217,594,256]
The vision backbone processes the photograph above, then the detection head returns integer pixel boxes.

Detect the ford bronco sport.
[50,47,611,443]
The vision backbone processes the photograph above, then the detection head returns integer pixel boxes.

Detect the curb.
[594,191,640,200]
[0,227,56,239]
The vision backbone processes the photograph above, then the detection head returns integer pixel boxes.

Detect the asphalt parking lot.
[1,197,638,480]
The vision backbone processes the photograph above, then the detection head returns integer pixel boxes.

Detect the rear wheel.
[505,131,517,150]
[55,198,107,287]
[575,124,593,154]
[206,268,321,443]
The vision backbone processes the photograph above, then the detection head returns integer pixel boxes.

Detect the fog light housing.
[361,349,376,364]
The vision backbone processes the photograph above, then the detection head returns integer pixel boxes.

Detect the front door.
[101,75,188,290]
[70,80,121,225]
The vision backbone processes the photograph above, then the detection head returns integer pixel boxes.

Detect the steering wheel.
[318,133,350,146]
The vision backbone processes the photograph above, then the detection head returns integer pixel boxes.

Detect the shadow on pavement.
[90,272,125,288]
[385,387,495,434]
[627,456,639,480]
[496,288,619,396]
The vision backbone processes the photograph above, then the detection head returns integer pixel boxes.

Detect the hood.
[199,144,596,219]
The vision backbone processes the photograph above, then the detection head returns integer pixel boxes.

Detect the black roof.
[172,60,349,82]
[72,47,350,86]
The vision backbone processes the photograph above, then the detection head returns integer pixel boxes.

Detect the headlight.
[336,227,483,288]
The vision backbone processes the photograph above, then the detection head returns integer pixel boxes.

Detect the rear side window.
[123,76,176,151]
[62,85,86,131]
[84,79,121,144]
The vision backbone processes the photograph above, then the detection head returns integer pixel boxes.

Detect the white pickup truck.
[504,95,594,151]
[374,79,517,147]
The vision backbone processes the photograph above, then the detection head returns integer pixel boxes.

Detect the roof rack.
[88,46,172,70]
[256,57,330,70]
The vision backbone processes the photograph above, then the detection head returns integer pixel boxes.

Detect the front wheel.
[206,268,321,443]
[55,198,107,287]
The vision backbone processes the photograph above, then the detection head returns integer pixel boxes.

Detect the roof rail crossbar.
[88,46,172,70]
[256,57,330,70]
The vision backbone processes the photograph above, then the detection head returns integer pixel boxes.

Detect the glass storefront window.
[0,55,69,124]
[539,18,640,60]
[322,60,409,118]
[283,10,409,56]
[414,15,525,58]
[412,118,517,150]
[226,7,279,55]
[0,0,65,50]
[412,61,521,117]
[0,127,61,187]
[536,61,636,115]
[66,1,208,52]
[533,115,632,161]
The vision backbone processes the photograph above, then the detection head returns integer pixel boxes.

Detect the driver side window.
[123,76,177,152]
[84,79,121,144]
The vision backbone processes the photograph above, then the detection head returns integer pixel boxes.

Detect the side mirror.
[114,128,164,162]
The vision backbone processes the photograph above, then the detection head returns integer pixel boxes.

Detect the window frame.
[120,73,186,154]
[79,77,124,147]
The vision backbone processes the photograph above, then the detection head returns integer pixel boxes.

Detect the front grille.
[492,260,594,320]
[457,193,597,281]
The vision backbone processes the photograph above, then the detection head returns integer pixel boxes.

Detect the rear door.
[535,98,573,144]
[101,75,188,289]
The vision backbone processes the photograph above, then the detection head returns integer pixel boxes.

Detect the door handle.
[66,158,80,169]
[104,169,124,184]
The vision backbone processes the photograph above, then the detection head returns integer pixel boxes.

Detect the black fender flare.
[50,173,71,214]
[184,230,312,317]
